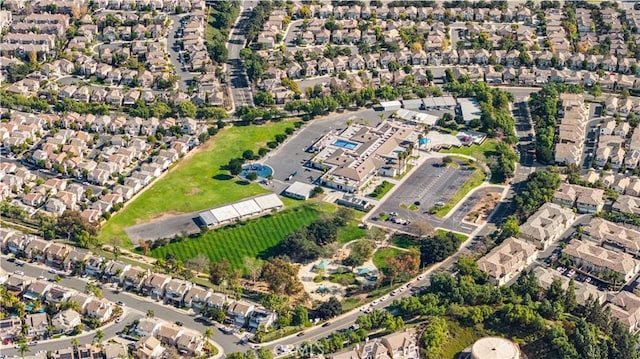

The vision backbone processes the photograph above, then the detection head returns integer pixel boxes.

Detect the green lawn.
[392,235,420,249]
[368,181,395,199]
[437,229,468,242]
[432,167,486,218]
[441,139,498,163]
[99,121,295,243]
[338,223,367,244]
[372,247,401,270]
[149,203,325,270]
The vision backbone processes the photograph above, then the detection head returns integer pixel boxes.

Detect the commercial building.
[197,194,284,228]
[310,121,419,193]
[282,181,316,200]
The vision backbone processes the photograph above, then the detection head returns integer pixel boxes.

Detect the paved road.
[166,14,192,91]
[227,1,257,110]
[0,259,245,356]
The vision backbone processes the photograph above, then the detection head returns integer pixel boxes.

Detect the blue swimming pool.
[240,164,274,178]
[334,139,358,150]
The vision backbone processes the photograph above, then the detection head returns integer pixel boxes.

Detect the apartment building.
[583,218,640,257]
[519,203,576,250]
[477,237,538,286]
[563,239,640,283]
[553,183,605,213]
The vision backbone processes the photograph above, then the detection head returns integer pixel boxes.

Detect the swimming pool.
[240,164,274,178]
[334,139,358,150]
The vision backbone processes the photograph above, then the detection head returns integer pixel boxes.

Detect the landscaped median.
[98,121,297,243]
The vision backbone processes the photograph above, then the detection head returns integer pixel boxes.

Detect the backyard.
[148,202,365,271]
[99,121,296,243]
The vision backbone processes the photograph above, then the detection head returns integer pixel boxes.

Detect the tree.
[565,279,578,313]
[58,210,97,248]
[243,257,263,283]
[421,317,448,359]
[588,82,602,99]
[185,254,210,272]
[292,305,310,327]
[311,186,324,197]
[246,172,258,181]
[146,309,155,318]
[203,327,214,341]
[408,221,434,238]
[209,258,232,285]
[93,329,104,346]
[499,216,520,241]
[17,341,29,359]
[261,258,303,295]
[316,296,342,320]
[254,91,275,107]
[177,101,197,118]
[227,158,244,176]
[344,240,374,268]
[420,231,464,265]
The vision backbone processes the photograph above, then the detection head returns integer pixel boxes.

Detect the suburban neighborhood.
[2,1,640,359]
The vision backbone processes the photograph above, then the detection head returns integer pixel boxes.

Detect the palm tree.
[71,337,79,348]
[202,328,214,341]
[93,329,104,346]
[17,342,29,359]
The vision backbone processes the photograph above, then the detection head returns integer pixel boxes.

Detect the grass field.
[99,121,295,243]
[372,247,401,270]
[368,181,395,199]
[441,139,498,163]
[432,167,486,218]
[149,204,323,270]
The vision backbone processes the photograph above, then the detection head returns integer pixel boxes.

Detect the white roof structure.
[198,211,217,226]
[284,181,316,199]
[423,96,457,108]
[471,337,520,359]
[210,205,240,223]
[394,109,439,126]
[233,199,262,217]
[253,194,284,211]
[458,97,482,123]
[378,100,402,110]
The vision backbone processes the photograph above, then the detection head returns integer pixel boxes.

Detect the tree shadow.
[213,174,233,181]
[235,180,250,185]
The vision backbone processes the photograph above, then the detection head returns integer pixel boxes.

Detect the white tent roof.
[253,194,284,211]
[210,205,240,223]
[198,210,217,226]
[233,199,262,217]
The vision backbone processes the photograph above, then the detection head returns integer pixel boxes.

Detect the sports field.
[99,121,295,243]
[149,202,352,270]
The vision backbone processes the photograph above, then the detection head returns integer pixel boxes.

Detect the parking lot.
[370,158,476,234]
[124,212,201,245]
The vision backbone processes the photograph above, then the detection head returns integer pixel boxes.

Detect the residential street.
[226,1,257,110]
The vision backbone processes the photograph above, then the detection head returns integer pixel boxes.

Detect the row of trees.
[514,169,562,220]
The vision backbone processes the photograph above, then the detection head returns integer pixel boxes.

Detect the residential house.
[135,317,164,337]
[477,237,538,286]
[583,217,640,257]
[24,237,51,262]
[552,183,605,213]
[156,323,184,346]
[226,301,255,327]
[381,330,419,359]
[44,242,72,268]
[122,266,147,291]
[135,336,165,359]
[205,292,226,310]
[4,274,31,293]
[163,278,192,306]
[141,273,172,300]
[62,248,90,273]
[176,331,204,355]
[85,298,113,323]
[102,260,130,283]
[51,309,82,334]
[25,312,49,339]
[249,308,277,331]
[0,318,22,343]
[44,285,76,305]
[84,255,104,277]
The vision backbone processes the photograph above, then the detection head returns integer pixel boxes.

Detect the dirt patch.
[143,211,184,223]
[464,192,501,224]
[187,187,202,196]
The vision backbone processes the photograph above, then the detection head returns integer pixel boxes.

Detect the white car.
[37,275,46,280]
[14,270,24,275]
